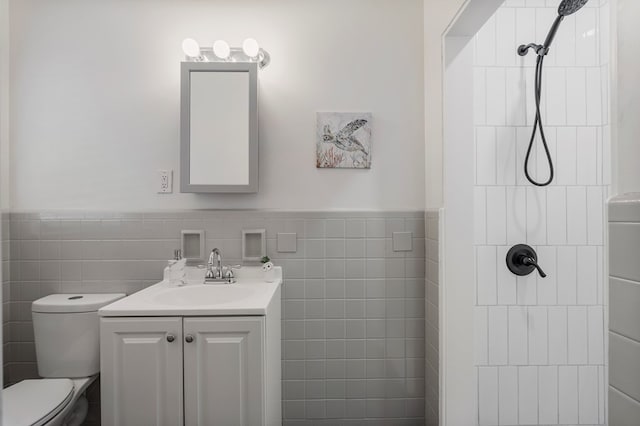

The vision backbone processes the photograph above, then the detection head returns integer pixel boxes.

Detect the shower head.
[558,0,589,17]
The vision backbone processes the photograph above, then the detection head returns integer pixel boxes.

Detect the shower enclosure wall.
[442,0,611,424]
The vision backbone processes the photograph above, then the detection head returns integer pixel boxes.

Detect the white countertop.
[99,266,282,317]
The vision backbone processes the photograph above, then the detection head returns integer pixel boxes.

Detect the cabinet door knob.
[185,334,194,343]
[166,334,175,343]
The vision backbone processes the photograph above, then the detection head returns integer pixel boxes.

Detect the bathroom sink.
[98,266,282,317]
[152,284,259,306]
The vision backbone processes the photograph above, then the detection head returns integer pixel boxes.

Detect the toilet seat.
[2,378,74,426]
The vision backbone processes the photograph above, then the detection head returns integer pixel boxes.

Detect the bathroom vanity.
[98,267,282,426]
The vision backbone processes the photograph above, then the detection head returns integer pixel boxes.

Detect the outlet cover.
[158,170,173,194]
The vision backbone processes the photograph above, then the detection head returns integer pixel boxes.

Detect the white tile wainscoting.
[1,210,429,426]
[472,0,610,425]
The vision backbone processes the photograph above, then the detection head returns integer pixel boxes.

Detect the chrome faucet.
[206,248,223,279]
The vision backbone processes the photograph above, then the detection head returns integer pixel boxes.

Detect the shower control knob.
[506,244,547,278]
[185,334,194,343]
[166,334,175,343]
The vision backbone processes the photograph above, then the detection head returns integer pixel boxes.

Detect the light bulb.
[181,38,201,58]
[242,38,260,58]
[213,40,231,59]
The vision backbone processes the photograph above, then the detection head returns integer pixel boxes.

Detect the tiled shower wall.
[2,212,8,382]
[473,0,610,425]
[425,210,440,426]
[2,210,427,425]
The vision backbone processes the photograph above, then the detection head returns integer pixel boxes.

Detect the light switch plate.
[392,232,413,252]
[277,233,297,253]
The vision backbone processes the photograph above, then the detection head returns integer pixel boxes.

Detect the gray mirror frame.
[180,61,259,193]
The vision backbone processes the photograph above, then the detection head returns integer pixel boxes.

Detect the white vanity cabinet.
[100,317,184,426]
[98,268,282,426]
[100,314,280,426]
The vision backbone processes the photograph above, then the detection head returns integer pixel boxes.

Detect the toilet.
[3,293,125,426]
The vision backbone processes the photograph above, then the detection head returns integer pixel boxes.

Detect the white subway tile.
[496,127,517,185]
[518,366,539,425]
[603,125,611,185]
[496,8,517,67]
[488,306,508,365]
[587,306,604,365]
[598,366,606,425]
[506,67,527,126]
[539,366,559,424]
[475,307,489,365]
[545,68,567,125]
[578,366,599,424]
[549,306,568,365]
[547,187,567,245]
[577,127,598,185]
[577,246,598,305]
[567,187,587,245]
[528,306,549,365]
[477,127,497,185]
[536,246,557,305]
[557,246,577,304]
[597,246,604,305]
[486,68,507,126]
[524,67,537,127]
[568,306,588,364]
[556,127,578,185]
[575,8,598,67]
[517,273,537,306]
[508,306,528,365]
[478,367,499,425]
[475,186,487,245]
[526,187,547,245]
[486,187,507,245]
[587,186,604,245]
[559,366,579,424]
[506,68,527,126]
[506,186,526,244]
[566,68,587,125]
[586,67,603,125]
[476,15,497,67]
[477,246,497,305]
[497,246,517,305]
[600,3,610,65]
[499,367,519,425]
[596,127,603,185]
[474,68,487,126]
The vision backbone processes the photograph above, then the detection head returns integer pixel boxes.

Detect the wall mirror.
[181,62,258,193]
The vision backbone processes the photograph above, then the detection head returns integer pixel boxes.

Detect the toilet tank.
[32,293,125,378]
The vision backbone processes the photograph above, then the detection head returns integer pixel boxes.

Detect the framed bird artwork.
[316,112,372,169]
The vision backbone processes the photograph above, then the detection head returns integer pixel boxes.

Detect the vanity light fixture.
[212,40,231,59]
[242,38,260,58]
[181,37,270,69]
[181,38,202,59]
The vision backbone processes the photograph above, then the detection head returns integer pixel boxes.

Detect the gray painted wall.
[2,210,428,425]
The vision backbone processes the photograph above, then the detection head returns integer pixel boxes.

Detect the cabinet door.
[183,317,265,426]
[100,317,183,426]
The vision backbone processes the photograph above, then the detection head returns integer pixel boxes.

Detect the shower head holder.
[517,43,549,57]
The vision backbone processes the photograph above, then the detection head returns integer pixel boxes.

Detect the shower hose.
[525,54,554,187]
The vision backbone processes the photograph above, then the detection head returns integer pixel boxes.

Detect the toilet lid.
[2,379,74,426]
